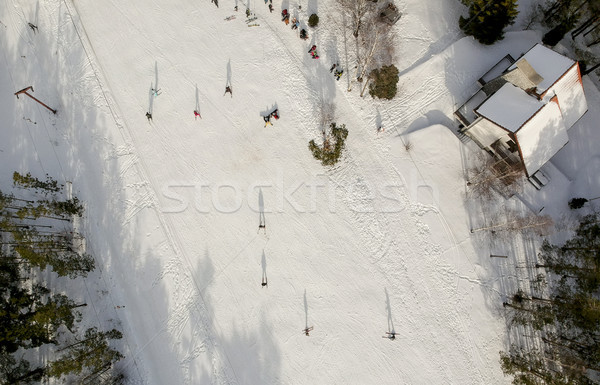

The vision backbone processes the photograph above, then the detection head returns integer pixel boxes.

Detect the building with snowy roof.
[455,44,588,179]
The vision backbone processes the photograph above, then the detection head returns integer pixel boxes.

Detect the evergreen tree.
[368,65,399,100]
[502,213,600,384]
[11,227,94,278]
[12,172,62,194]
[0,349,45,385]
[309,123,349,166]
[459,0,519,45]
[49,327,123,380]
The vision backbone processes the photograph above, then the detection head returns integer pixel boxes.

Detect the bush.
[309,123,348,166]
[568,197,588,210]
[308,14,319,28]
[542,23,569,46]
[368,65,399,100]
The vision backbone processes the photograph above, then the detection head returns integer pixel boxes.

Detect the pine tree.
[368,65,399,100]
[459,0,519,45]
[49,327,123,379]
[309,123,349,166]
[12,172,62,194]
[502,213,600,384]
[0,348,45,385]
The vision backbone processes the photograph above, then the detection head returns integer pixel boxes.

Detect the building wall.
[543,64,588,129]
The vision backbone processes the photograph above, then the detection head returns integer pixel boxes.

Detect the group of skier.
[280,9,308,40]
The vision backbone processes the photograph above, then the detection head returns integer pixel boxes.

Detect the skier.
[261,277,268,287]
[303,326,313,336]
[263,115,272,127]
[246,8,251,17]
[194,110,201,119]
[146,112,152,121]
[281,9,290,24]
[308,45,316,53]
[330,63,337,72]
[299,29,308,40]
[291,18,299,29]
[235,5,238,11]
[28,22,38,34]
[269,3,273,12]
[334,69,343,80]
[386,331,396,340]
[271,109,279,120]
[224,86,233,97]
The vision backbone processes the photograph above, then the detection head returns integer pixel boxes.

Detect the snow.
[475,83,544,132]
[508,43,575,93]
[1,0,599,384]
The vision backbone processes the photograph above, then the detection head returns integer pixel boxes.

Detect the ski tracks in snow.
[62,1,238,384]
[258,9,489,379]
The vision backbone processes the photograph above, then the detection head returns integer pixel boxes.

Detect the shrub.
[309,123,348,166]
[308,13,319,28]
[568,197,588,210]
[368,65,399,100]
[542,23,569,46]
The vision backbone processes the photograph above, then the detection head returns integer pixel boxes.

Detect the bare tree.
[471,210,554,237]
[466,153,525,201]
[337,0,395,94]
[354,15,394,94]
[336,0,373,38]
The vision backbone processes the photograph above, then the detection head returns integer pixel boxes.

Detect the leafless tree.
[471,210,554,237]
[466,153,525,201]
[337,0,395,94]
[336,0,373,38]
[357,17,394,96]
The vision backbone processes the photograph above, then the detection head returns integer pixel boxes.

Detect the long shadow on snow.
[191,250,282,384]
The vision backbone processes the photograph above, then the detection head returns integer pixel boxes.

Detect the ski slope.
[5,0,597,384]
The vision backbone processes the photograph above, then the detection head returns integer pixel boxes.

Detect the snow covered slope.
[2,0,576,384]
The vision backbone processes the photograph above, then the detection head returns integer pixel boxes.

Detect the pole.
[15,86,57,114]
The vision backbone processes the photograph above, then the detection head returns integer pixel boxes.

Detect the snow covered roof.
[475,83,544,133]
[516,99,568,176]
[508,44,574,93]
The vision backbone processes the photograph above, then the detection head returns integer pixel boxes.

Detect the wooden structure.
[14,86,57,114]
